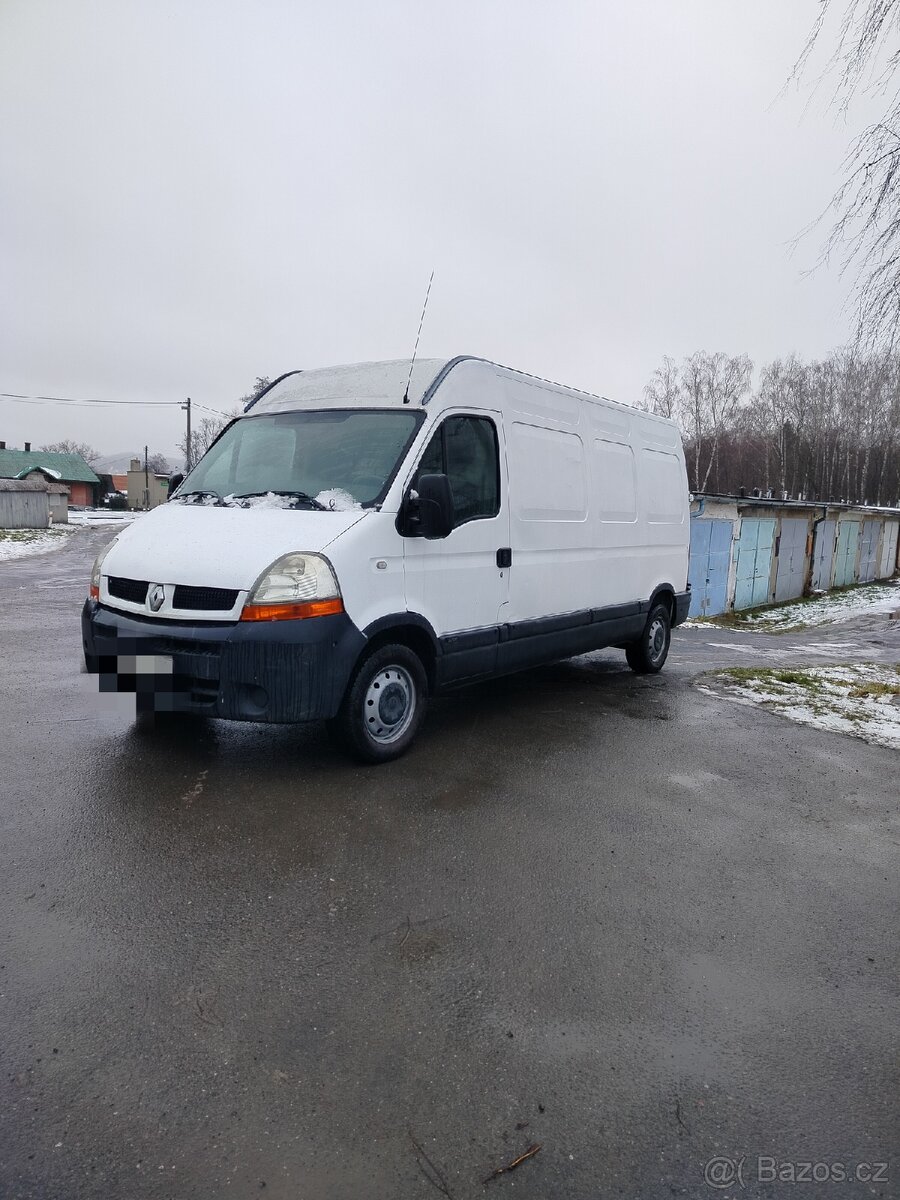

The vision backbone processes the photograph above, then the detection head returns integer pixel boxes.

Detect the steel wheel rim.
[363,665,416,744]
[648,617,667,663]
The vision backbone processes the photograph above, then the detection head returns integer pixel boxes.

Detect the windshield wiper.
[230,489,327,510]
[174,489,225,505]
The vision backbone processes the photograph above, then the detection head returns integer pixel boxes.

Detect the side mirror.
[416,473,454,539]
[168,471,185,498]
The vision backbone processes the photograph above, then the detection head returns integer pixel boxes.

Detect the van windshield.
[174,408,424,509]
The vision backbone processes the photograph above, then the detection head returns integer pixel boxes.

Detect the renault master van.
[82,357,690,761]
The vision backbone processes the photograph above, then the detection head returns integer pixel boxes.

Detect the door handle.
[496,548,512,568]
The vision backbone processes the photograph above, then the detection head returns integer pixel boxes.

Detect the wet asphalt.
[1,527,898,1200]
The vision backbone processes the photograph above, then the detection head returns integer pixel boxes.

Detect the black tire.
[330,643,428,763]
[625,602,671,674]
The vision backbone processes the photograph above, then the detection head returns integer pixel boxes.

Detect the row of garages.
[688,495,900,618]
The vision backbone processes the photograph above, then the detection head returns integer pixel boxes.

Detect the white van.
[83,357,690,761]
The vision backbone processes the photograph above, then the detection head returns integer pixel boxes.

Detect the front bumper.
[81,599,366,723]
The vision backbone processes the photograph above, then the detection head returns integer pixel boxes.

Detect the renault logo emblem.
[148,584,165,612]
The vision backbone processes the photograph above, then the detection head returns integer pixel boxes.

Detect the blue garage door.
[688,518,733,617]
[733,518,776,610]
[858,519,881,583]
[833,521,860,587]
[774,517,809,603]
[811,519,836,591]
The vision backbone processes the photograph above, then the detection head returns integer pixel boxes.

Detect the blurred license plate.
[118,654,174,675]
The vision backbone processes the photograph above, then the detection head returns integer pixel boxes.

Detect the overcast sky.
[0,0,882,458]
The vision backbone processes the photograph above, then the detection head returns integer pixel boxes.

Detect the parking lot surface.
[1,530,897,1198]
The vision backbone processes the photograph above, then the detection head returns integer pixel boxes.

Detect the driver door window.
[414,415,499,528]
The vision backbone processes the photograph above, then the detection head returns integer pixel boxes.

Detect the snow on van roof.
[247,356,676,430]
[249,359,453,413]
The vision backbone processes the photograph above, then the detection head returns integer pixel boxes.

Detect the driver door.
[402,412,510,681]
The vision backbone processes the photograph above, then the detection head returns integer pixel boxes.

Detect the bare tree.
[178,414,238,468]
[642,356,680,419]
[641,351,752,491]
[178,377,272,469]
[39,439,100,465]
[644,345,900,504]
[756,356,810,495]
[147,452,171,474]
[793,1,900,347]
[238,376,271,407]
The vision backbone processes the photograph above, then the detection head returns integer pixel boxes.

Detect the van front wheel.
[330,643,427,763]
[625,603,671,674]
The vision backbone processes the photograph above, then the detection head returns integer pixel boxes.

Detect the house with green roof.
[0,445,101,507]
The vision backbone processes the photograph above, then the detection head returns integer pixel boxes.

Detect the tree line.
[641,349,900,506]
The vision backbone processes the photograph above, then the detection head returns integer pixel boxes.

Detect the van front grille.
[172,585,239,611]
[107,577,149,604]
[106,578,237,611]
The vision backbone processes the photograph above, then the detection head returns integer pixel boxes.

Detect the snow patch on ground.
[703,662,900,750]
[0,525,80,561]
[68,510,137,526]
[683,581,900,632]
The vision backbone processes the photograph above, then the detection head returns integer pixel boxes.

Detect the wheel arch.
[359,613,439,693]
[648,584,676,620]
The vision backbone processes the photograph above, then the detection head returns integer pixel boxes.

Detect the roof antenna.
[402,269,434,403]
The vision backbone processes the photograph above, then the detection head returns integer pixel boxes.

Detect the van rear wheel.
[625,602,671,674]
[330,643,427,763]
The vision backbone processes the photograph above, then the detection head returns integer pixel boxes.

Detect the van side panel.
[504,416,595,621]
[502,374,689,627]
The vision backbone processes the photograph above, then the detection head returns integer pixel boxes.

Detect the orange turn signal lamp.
[89,584,100,599]
[239,597,344,622]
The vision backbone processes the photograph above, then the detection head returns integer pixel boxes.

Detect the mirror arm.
[402,489,421,535]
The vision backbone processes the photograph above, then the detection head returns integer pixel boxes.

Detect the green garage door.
[733,518,776,610]
[833,521,860,587]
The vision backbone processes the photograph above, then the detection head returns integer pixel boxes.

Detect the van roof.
[248,359,453,414]
[246,356,674,429]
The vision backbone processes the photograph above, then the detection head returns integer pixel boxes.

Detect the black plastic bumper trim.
[82,599,365,723]
[672,589,691,627]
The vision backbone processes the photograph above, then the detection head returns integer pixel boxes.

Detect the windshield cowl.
[227,489,326,510]
[172,488,365,512]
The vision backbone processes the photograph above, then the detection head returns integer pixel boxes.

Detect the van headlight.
[89,537,118,599]
[240,553,344,622]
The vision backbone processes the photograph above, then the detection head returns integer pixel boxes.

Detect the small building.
[0,479,52,528]
[126,458,169,510]
[16,467,70,522]
[0,446,100,507]
[688,493,900,617]
[47,486,69,523]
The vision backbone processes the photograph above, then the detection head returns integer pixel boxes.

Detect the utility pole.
[143,445,150,511]
[182,396,192,471]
